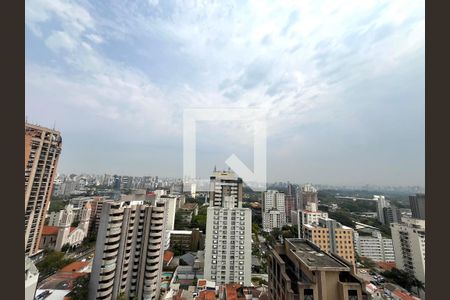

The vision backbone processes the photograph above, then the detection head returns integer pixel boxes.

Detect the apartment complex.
[204,203,252,286]
[293,202,328,238]
[268,239,365,300]
[303,217,356,265]
[297,184,318,210]
[374,195,388,224]
[391,218,426,284]
[383,206,403,226]
[25,123,62,256]
[169,229,204,252]
[88,200,167,300]
[409,194,425,220]
[209,170,243,207]
[262,190,287,231]
[204,170,252,286]
[353,231,395,262]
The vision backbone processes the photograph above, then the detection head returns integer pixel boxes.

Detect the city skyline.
[26,0,424,186]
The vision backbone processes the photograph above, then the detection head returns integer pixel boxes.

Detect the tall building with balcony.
[303,217,356,265]
[209,170,243,208]
[204,171,252,287]
[391,218,426,284]
[353,231,395,262]
[268,239,366,300]
[262,190,287,231]
[204,201,252,286]
[297,184,318,211]
[409,194,425,220]
[88,200,167,300]
[25,123,62,257]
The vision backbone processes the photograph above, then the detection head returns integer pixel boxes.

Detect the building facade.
[262,190,287,231]
[204,204,252,286]
[25,123,62,256]
[353,231,395,262]
[303,217,356,265]
[209,170,243,207]
[268,239,365,300]
[391,218,426,284]
[374,195,388,224]
[294,202,328,238]
[297,184,318,211]
[88,200,167,300]
[383,206,403,226]
[204,171,252,287]
[409,194,425,220]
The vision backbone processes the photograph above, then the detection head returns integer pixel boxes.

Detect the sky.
[25,0,424,187]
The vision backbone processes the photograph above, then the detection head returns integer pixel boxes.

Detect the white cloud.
[45,31,77,52]
[25,0,425,185]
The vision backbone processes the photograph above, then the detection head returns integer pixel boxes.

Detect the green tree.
[36,250,75,276]
[382,268,424,294]
[70,274,90,300]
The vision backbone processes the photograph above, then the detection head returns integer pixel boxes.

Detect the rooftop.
[60,261,90,273]
[285,239,350,270]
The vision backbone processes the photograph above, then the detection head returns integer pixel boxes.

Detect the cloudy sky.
[25,0,424,186]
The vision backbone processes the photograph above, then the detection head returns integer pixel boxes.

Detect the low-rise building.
[170,229,204,252]
[268,239,366,300]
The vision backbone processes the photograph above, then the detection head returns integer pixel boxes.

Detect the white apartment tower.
[88,200,167,300]
[204,171,252,286]
[262,190,287,231]
[353,231,395,262]
[391,218,426,284]
[374,195,388,224]
[209,170,243,207]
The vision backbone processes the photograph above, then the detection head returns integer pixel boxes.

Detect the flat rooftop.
[286,239,350,270]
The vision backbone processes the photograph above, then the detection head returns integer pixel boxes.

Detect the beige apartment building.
[303,217,356,265]
[25,123,62,256]
[268,239,366,300]
[88,200,167,300]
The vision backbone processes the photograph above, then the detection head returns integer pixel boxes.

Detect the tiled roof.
[42,226,59,235]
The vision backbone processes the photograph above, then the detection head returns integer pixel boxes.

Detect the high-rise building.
[353,231,395,262]
[88,200,167,300]
[262,190,287,231]
[409,194,425,220]
[25,123,62,256]
[391,218,425,284]
[204,170,252,287]
[303,217,356,265]
[297,184,318,211]
[285,183,295,222]
[204,202,252,286]
[294,202,328,238]
[383,205,403,226]
[209,170,243,207]
[268,239,366,300]
[374,195,388,224]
